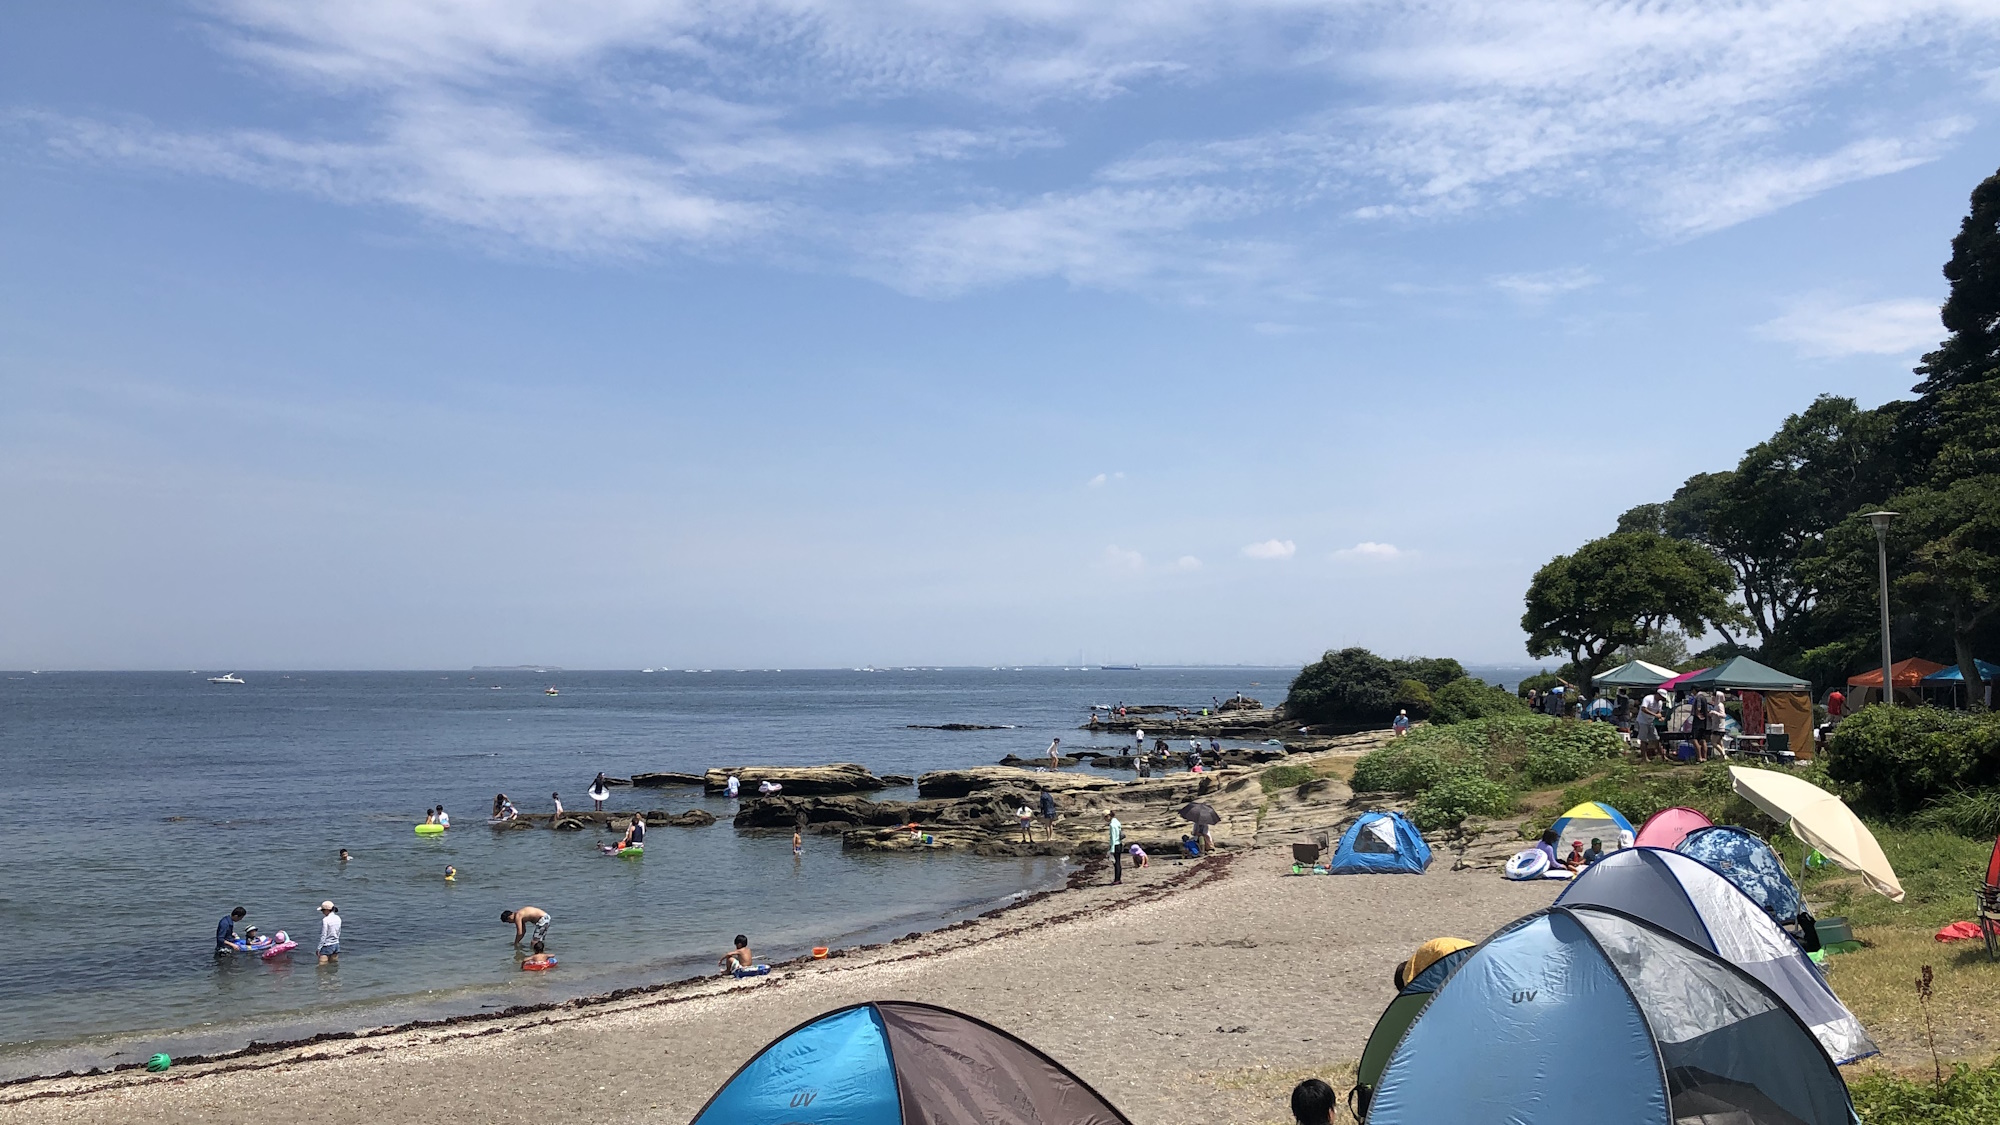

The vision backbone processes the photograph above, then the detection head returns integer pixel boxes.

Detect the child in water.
[444,865,456,881]
[792,829,803,857]
[522,939,556,970]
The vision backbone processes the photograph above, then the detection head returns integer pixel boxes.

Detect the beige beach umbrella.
[1729,766,1904,902]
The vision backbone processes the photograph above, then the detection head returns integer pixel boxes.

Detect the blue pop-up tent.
[1677,825,1803,924]
[1367,906,1859,1125]
[1328,811,1431,874]
[691,1001,1131,1125]
[1558,846,1876,1064]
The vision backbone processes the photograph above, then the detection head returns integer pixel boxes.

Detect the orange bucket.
[812,947,829,959]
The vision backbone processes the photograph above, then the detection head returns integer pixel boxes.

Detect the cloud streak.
[19,1,2000,293]
[1242,539,1296,560]
[1760,295,1943,358]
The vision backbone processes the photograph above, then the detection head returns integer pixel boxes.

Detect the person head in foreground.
[1290,1078,1336,1124]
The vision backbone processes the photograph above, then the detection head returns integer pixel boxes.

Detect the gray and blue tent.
[1558,846,1877,1063]
[1367,905,1859,1125]
[690,1000,1131,1125]
[1328,811,1431,875]
[1677,825,1803,924]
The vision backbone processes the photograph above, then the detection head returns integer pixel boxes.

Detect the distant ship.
[544,686,559,696]
[1099,664,1142,671]
[208,673,246,684]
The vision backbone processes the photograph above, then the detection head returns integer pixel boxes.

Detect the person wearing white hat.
[317,901,341,964]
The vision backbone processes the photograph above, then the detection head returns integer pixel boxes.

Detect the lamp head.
[1865,510,1898,532]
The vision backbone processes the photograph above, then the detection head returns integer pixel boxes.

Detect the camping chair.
[1292,842,1323,866]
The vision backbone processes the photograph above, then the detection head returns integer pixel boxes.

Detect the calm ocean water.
[0,665,1404,1079]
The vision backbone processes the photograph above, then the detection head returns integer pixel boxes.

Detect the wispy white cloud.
[1335,541,1403,559]
[1241,538,1296,560]
[1172,555,1204,571]
[1490,267,1599,302]
[20,1,2000,292]
[1100,544,1145,571]
[1759,295,1942,358]
[1087,470,1125,487]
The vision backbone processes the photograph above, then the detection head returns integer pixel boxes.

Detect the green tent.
[1675,655,1808,691]
[1591,660,1679,688]
[1351,940,1476,1120]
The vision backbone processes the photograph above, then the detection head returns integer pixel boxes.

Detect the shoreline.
[0,837,1569,1125]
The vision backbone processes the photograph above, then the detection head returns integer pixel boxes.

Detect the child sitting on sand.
[1129,843,1149,868]
[522,940,556,970]
[718,935,754,974]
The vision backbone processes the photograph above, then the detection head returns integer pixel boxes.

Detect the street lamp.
[1866,510,1898,706]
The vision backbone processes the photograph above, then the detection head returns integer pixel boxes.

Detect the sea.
[0,664,1538,1080]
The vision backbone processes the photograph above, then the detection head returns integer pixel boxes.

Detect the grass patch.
[1260,763,1319,793]
[1851,1057,2000,1123]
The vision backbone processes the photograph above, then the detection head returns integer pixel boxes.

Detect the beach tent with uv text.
[1677,825,1804,924]
[1350,938,1476,1121]
[689,1001,1131,1125]
[1634,806,1713,849]
[1328,811,1431,874]
[1549,801,1634,854]
[1365,905,1860,1125]
[1557,846,1877,1063]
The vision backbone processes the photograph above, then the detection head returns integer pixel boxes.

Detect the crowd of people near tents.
[686,765,1905,1125]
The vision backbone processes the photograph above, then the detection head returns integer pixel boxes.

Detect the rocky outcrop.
[1217,695,1264,711]
[915,767,1122,800]
[630,771,707,788]
[1086,708,1284,737]
[998,754,1083,768]
[703,763,891,796]
[906,723,1015,731]
[652,808,717,828]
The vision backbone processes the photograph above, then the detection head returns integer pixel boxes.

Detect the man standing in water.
[317,901,341,964]
[215,906,248,953]
[502,906,551,946]
[1107,811,1123,885]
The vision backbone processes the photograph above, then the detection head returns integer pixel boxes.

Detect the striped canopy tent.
[1591,660,1680,689]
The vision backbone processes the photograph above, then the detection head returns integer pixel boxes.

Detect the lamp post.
[1866,510,1898,706]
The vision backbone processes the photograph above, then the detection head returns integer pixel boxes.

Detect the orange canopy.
[1847,658,1948,689]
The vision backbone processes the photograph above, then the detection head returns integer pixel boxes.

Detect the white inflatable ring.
[1504,848,1550,880]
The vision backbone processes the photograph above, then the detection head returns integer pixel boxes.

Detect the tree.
[1888,477,2000,698]
[1909,165,2000,479]
[1283,648,1465,726]
[1521,532,1743,693]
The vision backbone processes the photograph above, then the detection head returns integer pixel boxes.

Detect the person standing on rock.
[1047,737,1061,770]
[1107,812,1123,885]
[589,773,610,812]
[725,774,741,799]
[1016,803,1034,843]
[1039,788,1058,839]
[1133,727,1144,755]
[551,792,564,820]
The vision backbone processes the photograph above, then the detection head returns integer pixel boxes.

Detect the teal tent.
[1924,660,2000,682]
[1592,660,1680,688]
[1676,656,1808,691]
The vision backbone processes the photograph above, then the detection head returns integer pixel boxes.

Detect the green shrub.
[1522,720,1623,785]
[1394,678,1434,716]
[1284,648,1466,726]
[1850,1059,2000,1125]
[1552,762,1741,832]
[1824,705,2000,816]
[1411,774,1517,830]
[1258,763,1318,793]
[1430,677,1529,725]
[1517,671,1561,696]
[1911,788,2000,837]
[1351,741,1468,794]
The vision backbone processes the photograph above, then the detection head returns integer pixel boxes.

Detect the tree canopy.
[1521,532,1741,691]
[1283,648,1464,726]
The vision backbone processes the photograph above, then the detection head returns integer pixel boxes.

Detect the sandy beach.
[0,841,1561,1125]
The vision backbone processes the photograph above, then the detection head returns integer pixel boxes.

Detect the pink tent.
[1655,668,1710,693]
[1634,806,1713,849]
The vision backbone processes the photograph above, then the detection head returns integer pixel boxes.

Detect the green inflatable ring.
[414,823,446,836]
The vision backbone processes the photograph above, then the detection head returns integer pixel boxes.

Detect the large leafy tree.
[1521,532,1742,692]
[1910,165,2000,479]
[1283,648,1464,726]
[1888,477,2000,695]
[1616,396,1899,656]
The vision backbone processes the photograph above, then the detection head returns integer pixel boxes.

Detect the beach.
[0,840,1561,1125]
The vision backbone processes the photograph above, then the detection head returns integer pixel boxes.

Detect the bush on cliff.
[1411,774,1517,830]
[1352,715,1626,829]
[1430,676,1529,725]
[1824,705,2000,817]
[1284,648,1465,725]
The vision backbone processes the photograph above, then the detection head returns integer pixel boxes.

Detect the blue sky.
[3,1,1999,669]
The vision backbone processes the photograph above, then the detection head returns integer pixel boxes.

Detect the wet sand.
[0,844,1559,1125]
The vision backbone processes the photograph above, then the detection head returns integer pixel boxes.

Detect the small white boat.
[544,686,559,696]
[208,673,246,685]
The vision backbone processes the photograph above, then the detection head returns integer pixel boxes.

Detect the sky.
[3,1,1999,670]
